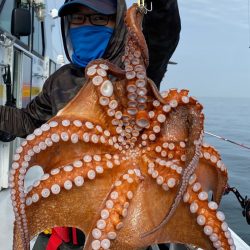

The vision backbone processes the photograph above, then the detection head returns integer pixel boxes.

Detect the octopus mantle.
[10,4,235,250]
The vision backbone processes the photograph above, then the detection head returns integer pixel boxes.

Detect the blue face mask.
[69,25,114,68]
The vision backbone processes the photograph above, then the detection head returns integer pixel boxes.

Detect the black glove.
[0,130,16,142]
[0,105,16,142]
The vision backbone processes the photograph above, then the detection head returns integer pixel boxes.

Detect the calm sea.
[199,97,250,245]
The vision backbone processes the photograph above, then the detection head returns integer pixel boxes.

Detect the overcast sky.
[126,0,250,98]
[55,0,250,98]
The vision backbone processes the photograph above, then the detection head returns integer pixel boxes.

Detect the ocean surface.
[199,97,250,245]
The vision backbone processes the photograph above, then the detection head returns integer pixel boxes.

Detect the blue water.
[199,97,250,245]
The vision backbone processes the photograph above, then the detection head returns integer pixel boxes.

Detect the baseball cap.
[58,0,117,16]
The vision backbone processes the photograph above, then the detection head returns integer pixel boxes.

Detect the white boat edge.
[228,228,250,250]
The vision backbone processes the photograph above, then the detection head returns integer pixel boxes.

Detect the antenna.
[248,0,250,48]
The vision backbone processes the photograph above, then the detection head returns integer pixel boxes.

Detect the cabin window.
[21,54,32,108]
[13,49,32,108]
[0,0,45,57]
[0,0,15,33]
[13,49,21,107]
[32,16,45,56]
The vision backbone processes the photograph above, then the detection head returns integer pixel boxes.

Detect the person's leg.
[32,233,50,250]
[32,229,85,250]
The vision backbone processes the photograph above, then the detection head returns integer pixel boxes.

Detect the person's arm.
[0,78,53,138]
[143,0,181,88]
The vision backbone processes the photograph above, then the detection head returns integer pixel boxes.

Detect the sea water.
[200,97,250,245]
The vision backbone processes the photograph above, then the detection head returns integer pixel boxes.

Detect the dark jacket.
[0,0,181,138]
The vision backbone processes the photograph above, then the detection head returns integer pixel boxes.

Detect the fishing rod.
[224,185,250,225]
[205,131,250,224]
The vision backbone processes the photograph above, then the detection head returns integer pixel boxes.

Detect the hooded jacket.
[0,0,181,138]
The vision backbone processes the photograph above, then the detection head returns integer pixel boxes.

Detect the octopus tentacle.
[142,139,187,163]
[142,100,204,236]
[123,5,150,138]
[84,168,142,250]
[10,120,121,249]
[86,59,126,80]
[149,135,203,234]
[85,60,126,132]
[138,89,200,149]
[124,4,148,67]
[146,157,182,190]
[86,57,149,150]
[183,179,235,249]
[86,61,137,150]
[198,144,228,203]
[25,154,123,207]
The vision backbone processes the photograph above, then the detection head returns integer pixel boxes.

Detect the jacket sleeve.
[143,0,181,88]
[0,78,53,138]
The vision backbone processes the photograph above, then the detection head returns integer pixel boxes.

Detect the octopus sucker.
[24,155,125,208]
[10,3,234,250]
[84,169,142,250]
[183,182,235,249]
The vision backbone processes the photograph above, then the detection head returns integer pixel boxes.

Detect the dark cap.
[58,0,117,16]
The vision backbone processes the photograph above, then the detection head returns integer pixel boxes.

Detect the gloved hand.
[0,106,16,142]
[0,130,16,142]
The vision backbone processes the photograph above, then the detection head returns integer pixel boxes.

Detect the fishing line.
[205,132,250,224]
[205,131,250,151]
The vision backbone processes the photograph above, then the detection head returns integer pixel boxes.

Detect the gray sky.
[56,0,250,97]
[126,0,250,98]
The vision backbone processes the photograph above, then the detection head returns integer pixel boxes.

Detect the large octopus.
[9,4,235,250]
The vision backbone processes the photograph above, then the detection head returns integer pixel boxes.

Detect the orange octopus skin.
[10,4,235,250]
